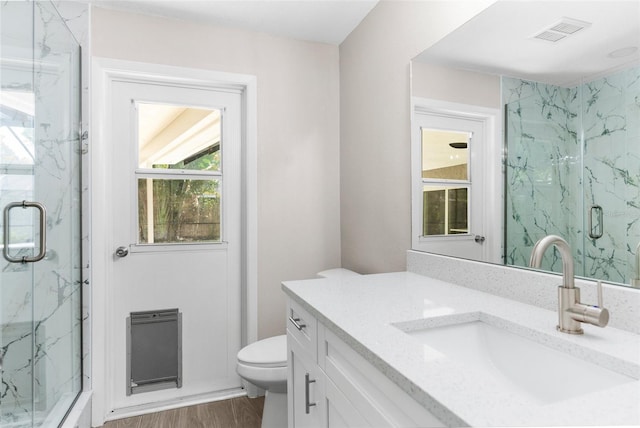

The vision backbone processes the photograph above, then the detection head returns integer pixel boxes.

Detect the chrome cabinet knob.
[115,246,129,258]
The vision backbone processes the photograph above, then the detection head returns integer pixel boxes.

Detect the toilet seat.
[236,362,287,384]
[237,334,287,368]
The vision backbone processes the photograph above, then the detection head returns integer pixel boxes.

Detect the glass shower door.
[503,67,640,286]
[1,1,82,426]
[580,67,640,285]
[503,81,583,275]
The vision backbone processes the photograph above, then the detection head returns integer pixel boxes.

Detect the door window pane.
[421,128,470,180]
[138,178,221,244]
[423,188,445,235]
[448,188,468,234]
[422,185,468,236]
[137,103,221,171]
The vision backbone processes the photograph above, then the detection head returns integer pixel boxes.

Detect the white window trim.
[411,97,503,262]
[135,169,223,178]
[91,57,257,427]
[129,242,229,253]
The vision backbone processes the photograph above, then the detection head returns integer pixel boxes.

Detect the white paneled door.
[107,78,243,411]
[412,107,500,263]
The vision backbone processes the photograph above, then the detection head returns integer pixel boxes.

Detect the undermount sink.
[396,314,635,404]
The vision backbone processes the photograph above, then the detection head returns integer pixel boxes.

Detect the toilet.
[236,268,360,428]
[236,334,288,428]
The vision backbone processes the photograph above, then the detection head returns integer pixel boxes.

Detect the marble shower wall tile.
[33,0,83,421]
[52,0,91,393]
[582,67,640,284]
[503,77,582,274]
[503,65,640,286]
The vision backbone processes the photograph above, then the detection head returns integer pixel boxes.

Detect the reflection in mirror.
[503,70,639,286]
[421,129,470,236]
[421,129,469,181]
[411,0,640,288]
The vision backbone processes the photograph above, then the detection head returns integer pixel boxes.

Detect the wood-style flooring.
[101,396,265,428]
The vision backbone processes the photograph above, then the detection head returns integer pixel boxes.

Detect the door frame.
[90,57,257,425]
[411,97,502,264]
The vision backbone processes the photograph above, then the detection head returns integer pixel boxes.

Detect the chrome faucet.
[529,235,609,335]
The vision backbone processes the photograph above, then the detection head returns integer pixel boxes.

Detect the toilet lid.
[237,334,287,368]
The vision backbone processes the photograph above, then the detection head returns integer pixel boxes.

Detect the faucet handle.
[570,281,609,328]
[597,280,603,308]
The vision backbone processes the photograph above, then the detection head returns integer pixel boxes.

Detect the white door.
[413,109,495,262]
[107,79,243,410]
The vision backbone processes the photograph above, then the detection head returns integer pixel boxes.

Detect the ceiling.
[85,0,379,45]
[414,0,640,87]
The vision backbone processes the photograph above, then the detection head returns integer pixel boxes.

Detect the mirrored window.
[421,128,471,237]
[421,129,469,181]
[422,185,468,236]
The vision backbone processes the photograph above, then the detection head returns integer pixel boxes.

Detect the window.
[136,103,222,244]
[0,90,36,254]
[420,128,471,236]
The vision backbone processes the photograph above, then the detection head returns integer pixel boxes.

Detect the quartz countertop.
[282,272,640,427]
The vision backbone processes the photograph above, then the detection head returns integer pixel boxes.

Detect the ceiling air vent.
[532,17,592,43]
[534,31,567,42]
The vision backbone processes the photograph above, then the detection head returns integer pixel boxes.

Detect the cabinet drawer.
[287,299,317,359]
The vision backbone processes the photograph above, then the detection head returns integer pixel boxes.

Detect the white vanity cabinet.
[287,299,324,428]
[286,298,445,428]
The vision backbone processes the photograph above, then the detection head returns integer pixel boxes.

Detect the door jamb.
[90,57,257,426]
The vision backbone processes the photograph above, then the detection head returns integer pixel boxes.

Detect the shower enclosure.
[1,1,82,426]
[504,65,640,286]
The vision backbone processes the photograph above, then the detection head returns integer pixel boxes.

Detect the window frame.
[131,100,226,250]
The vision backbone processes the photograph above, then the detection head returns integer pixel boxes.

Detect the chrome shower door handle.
[588,205,603,239]
[3,201,47,263]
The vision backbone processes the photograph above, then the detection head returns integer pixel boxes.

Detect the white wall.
[411,61,501,108]
[91,7,341,339]
[339,0,495,273]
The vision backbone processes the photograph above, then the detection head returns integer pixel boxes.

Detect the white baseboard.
[103,388,246,422]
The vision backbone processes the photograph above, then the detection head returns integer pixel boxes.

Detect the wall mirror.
[411,0,640,288]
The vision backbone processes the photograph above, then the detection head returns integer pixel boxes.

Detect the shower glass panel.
[504,65,640,286]
[1,1,82,426]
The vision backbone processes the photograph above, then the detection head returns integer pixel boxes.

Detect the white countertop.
[282,272,640,427]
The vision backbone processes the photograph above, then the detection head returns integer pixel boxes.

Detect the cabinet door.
[288,333,324,428]
[322,328,445,427]
[325,376,370,428]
